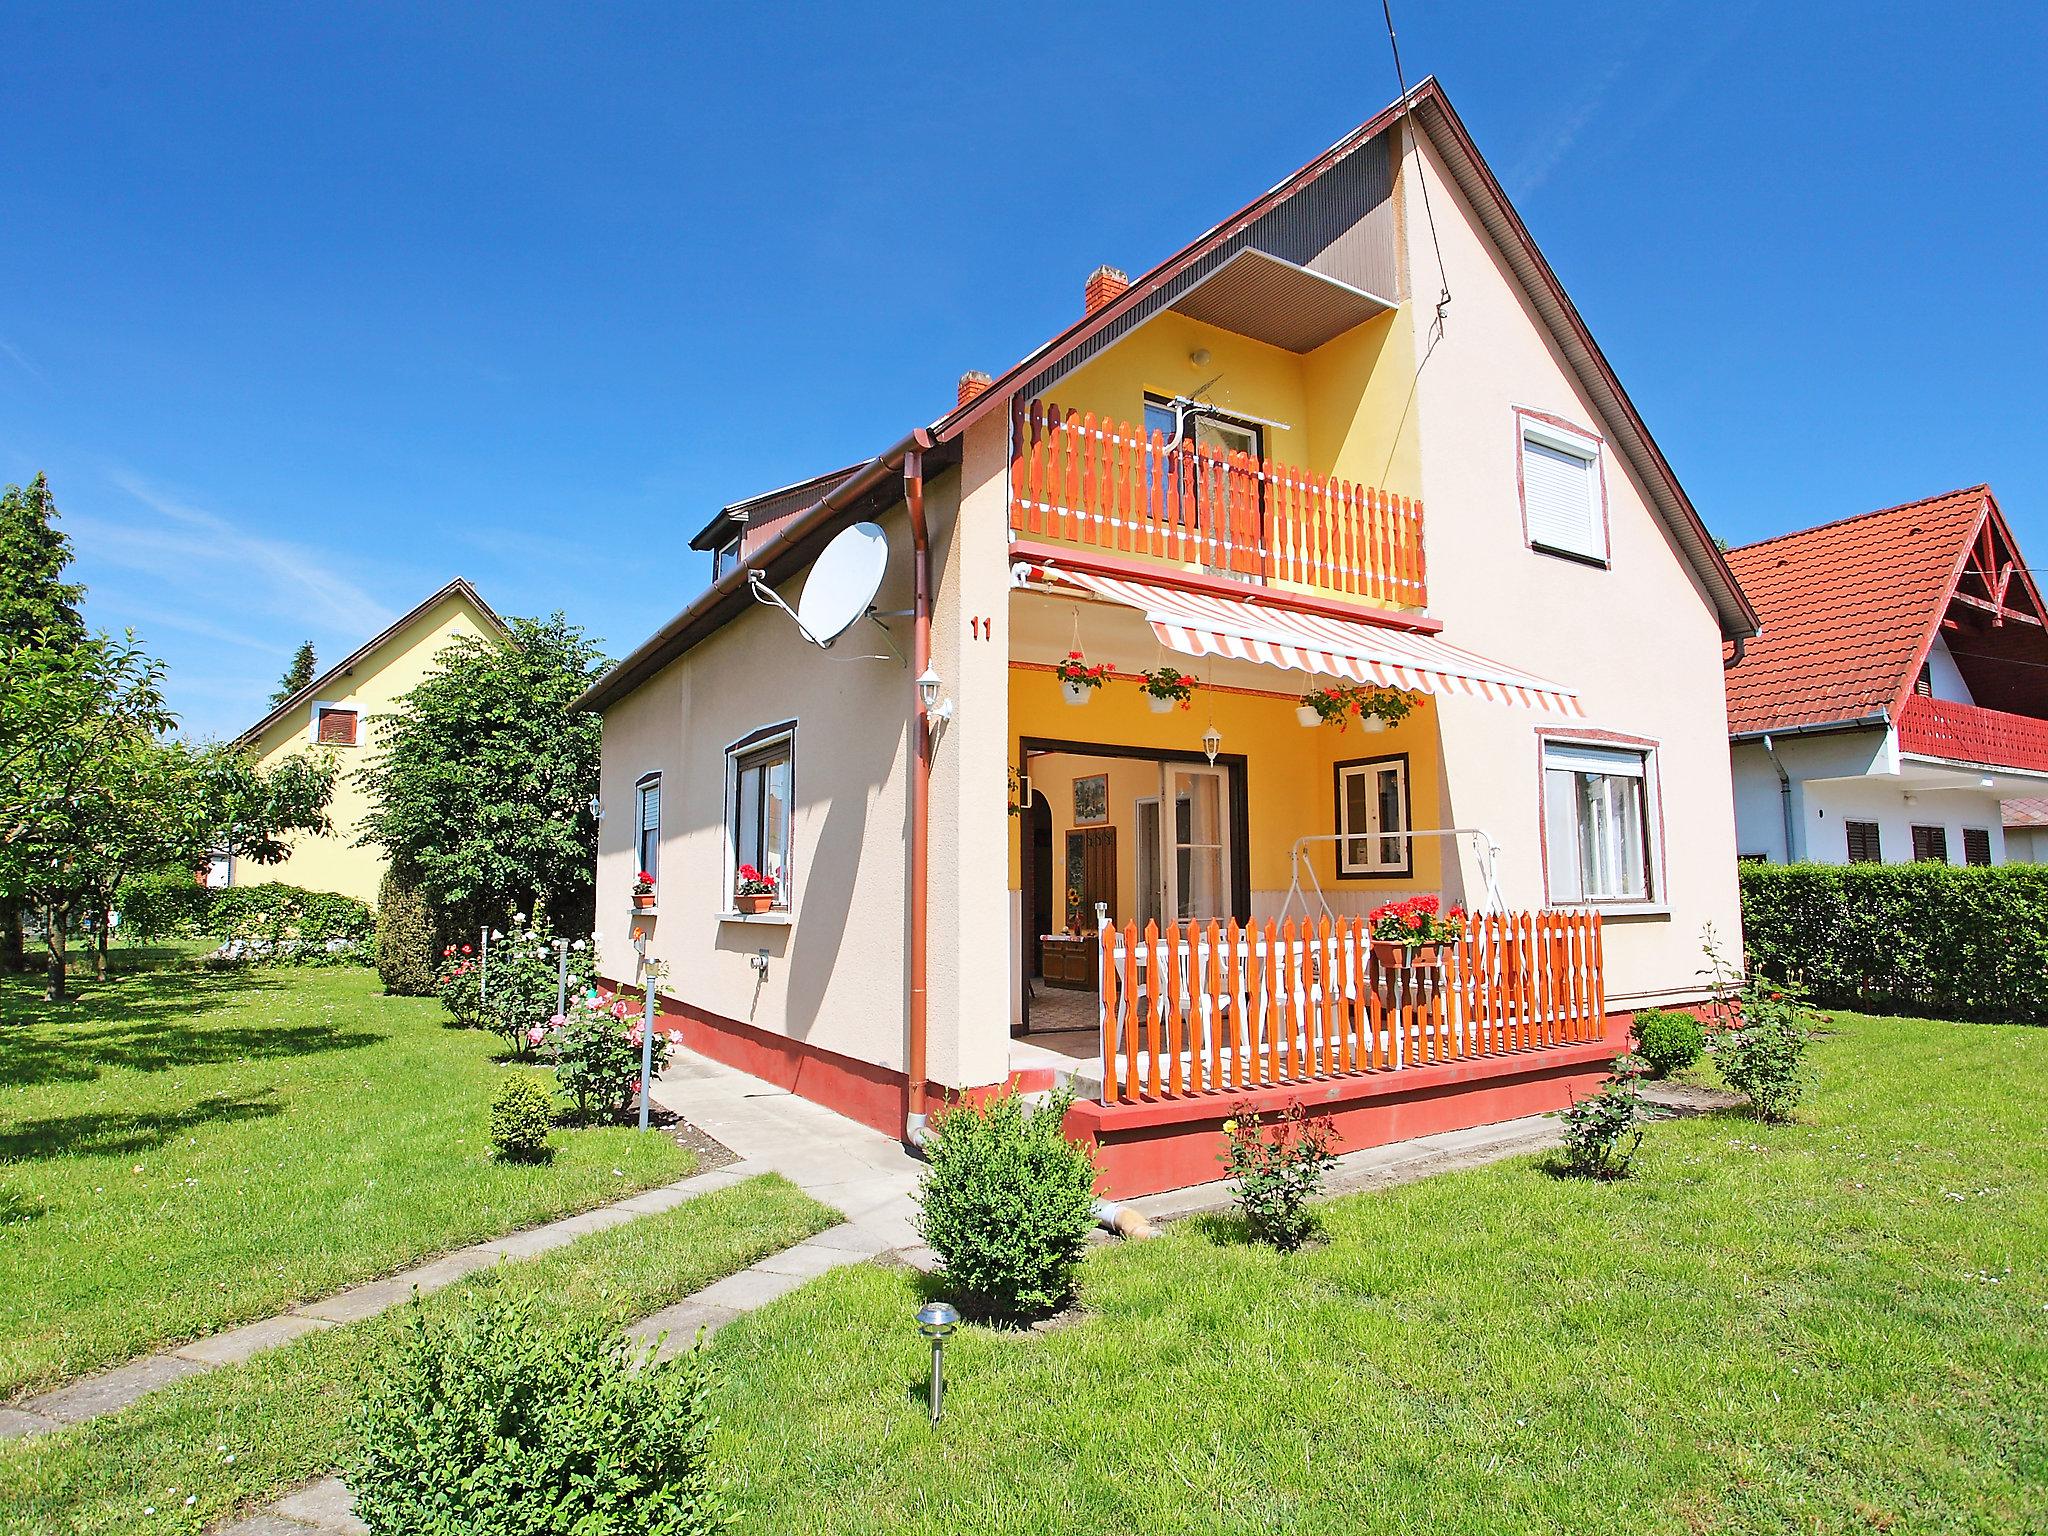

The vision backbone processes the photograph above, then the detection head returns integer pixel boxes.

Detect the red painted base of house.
[613,981,1053,1143]
[616,979,1633,1198]
[1065,1018,1632,1197]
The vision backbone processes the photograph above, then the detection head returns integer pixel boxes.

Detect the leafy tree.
[0,473,85,971]
[357,615,605,935]
[271,641,318,705]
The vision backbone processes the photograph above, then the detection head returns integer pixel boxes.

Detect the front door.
[1162,765,1231,923]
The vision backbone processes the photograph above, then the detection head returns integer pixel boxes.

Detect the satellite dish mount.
[747,521,902,662]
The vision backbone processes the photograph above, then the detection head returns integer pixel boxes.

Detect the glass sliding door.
[1163,766,1230,923]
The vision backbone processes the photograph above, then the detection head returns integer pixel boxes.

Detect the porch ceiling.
[1164,249,1395,353]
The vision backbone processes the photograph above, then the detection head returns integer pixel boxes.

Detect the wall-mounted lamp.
[1201,722,1222,765]
[587,794,604,823]
[917,667,956,725]
[1188,347,1212,371]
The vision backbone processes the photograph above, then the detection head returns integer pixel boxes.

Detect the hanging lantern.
[1201,722,1222,765]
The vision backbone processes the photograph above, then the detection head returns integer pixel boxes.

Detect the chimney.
[957,370,993,407]
[1084,264,1130,315]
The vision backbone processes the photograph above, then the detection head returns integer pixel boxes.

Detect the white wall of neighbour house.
[2004,825,2048,863]
[1924,635,1974,703]
[1731,727,2008,865]
[1400,125,1744,1005]
[1799,777,2004,866]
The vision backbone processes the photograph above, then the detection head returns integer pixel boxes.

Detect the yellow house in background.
[226,579,507,905]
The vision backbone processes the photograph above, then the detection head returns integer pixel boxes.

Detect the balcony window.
[1542,740,1653,903]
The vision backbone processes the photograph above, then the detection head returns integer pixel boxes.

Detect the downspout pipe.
[905,450,934,1148]
[1762,733,1798,863]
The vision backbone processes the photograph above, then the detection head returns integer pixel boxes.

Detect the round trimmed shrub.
[375,870,438,996]
[1630,1007,1705,1078]
[489,1074,555,1162]
[915,1085,1097,1321]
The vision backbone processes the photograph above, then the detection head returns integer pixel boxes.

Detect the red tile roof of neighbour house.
[1722,485,2038,738]
[2002,797,2048,828]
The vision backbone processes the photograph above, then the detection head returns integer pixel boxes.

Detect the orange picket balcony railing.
[1010,398,1428,610]
[1095,910,1605,1105]
[1896,694,2048,775]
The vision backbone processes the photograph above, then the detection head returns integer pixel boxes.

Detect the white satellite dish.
[747,521,898,657]
[796,523,889,645]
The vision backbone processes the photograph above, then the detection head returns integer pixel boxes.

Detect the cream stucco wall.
[240,591,499,905]
[1396,124,1744,1004]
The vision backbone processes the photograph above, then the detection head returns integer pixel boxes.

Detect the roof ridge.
[1728,484,1992,556]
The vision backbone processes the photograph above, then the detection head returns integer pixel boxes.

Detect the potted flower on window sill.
[734,864,778,915]
[1055,650,1112,705]
[1140,664,1197,713]
[631,871,656,911]
[1366,895,1465,969]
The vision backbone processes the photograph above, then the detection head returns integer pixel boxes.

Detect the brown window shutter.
[317,708,358,746]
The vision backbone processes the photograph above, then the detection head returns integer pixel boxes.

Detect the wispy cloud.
[111,601,290,658]
[0,339,51,387]
[1507,53,1635,198]
[81,471,398,637]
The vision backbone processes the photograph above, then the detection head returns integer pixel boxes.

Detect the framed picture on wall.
[1073,773,1108,825]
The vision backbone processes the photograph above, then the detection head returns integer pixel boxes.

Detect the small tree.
[271,641,317,705]
[357,615,604,934]
[375,869,439,995]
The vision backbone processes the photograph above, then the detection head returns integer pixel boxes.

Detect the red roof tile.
[1723,487,1992,737]
[2002,796,2048,828]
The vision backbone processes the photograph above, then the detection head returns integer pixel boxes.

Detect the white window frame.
[723,721,796,914]
[1335,754,1411,878]
[1516,409,1609,566]
[1540,735,1662,908]
[634,773,661,885]
[307,701,359,747]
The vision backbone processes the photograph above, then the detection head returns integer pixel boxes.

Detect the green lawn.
[0,945,693,1399]
[0,1173,835,1536]
[712,1013,2047,1534]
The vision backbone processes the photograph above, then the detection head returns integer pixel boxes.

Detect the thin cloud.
[113,602,290,657]
[0,339,50,387]
[1508,53,1634,198]
[88,471,399,637]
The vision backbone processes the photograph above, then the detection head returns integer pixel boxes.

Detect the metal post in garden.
[638,960,661,1131]
[479,925,489,1004]
[555,938,569,1019]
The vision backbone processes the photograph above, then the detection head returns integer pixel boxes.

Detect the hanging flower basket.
[1295,704,1322,728]
[1139,665,1197,714]
[1054,651,1111,706]
[1299,685,1416,732]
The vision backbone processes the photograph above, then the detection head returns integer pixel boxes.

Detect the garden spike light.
[917,1300,959,1422]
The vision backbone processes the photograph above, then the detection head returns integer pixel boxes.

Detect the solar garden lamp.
[916,1301,959,1422]
[554,937,569,1019]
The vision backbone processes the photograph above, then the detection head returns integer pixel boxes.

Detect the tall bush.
[1739,862,2048,1022]
[916,1086,1097,1321]
[376,869,438,996]
[117,869,214,942]
[351,1294,722,1535]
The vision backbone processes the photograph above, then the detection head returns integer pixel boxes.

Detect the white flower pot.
[1296,705,1322,728]
[1359,714,1387,733]
[1148,694,1174,713]
[1062,681,1091,706]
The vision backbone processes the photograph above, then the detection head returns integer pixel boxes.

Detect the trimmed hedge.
[116,875,374,952]
[376,869,439,996]
[1740,862,2048,1023]
[116,869,216,942]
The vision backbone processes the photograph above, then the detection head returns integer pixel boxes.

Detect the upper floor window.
[726,723,794,911]
[635,774,661,883]
[1845,820,1882,863]
[1334,755,1410,878]
[712,536,741,582]
[1517,411,1607,565]
[1542,739,1655,904]
[313,706,358,746]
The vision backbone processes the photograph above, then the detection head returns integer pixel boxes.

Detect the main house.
[1725,486,2048,867]
[225,579,505,904]
[581,81,1759,1194]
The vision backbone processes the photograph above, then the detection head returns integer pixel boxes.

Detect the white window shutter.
[1523,435,1598,558]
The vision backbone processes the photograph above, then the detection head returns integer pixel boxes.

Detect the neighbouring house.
[580,80,1759,1195]
[2002,799,2048,864]
[1725,486,2048,868]
[225,579,507,904]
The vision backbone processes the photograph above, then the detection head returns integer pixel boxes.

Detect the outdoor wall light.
[916,1300,959,1422]
[1201,723,1223,765]
[916,667,955,725]
[587,794,604,823]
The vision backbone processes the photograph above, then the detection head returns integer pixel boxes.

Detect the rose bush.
[537,987,678,1123]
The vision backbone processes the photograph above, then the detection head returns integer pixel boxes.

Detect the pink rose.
[526,1026,545,1045]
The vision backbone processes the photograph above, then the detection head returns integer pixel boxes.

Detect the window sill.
[1529,541,1610,569]
[717,910,793,927]
[628,905,658,918]
[1582,902,1669,920]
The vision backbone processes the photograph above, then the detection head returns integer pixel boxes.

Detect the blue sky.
[3,2,2043,739]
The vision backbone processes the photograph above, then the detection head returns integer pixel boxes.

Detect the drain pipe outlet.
[1093,1198,1156,1240]
[904,1112,931,1150]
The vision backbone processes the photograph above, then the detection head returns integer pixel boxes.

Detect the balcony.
[1897,694,2048,775]
[1009,399,1427,611]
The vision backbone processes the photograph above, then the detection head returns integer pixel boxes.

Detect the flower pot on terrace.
[1296,705,1322,728]
[735,892,773,915]
[1062,682,1092,706]
[1370,939,1440,969]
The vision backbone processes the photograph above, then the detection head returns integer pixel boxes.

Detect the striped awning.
[1021,564,1584,715]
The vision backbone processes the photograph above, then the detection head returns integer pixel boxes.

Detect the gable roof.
[1721,485,2042,738]
[234,578,507,747]
[579,77,1754,714]
[2003,796,2048,829]
[686,463,866,554]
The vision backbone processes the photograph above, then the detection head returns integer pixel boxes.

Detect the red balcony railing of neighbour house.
[1896,694,2048,775]
[1095,910,1605,1105]
[1010,398,1428,609]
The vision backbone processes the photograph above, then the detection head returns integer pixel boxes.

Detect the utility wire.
[1381,0,1451,339]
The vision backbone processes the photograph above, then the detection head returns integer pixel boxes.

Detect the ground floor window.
[635,774,661,882]
[1542,740,1653,903]
[1911,824,1949,863]
[1334,754,1410,877]
[1963,827,1992,867]
[1845,820,1882,863]
[727,724,794,909]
